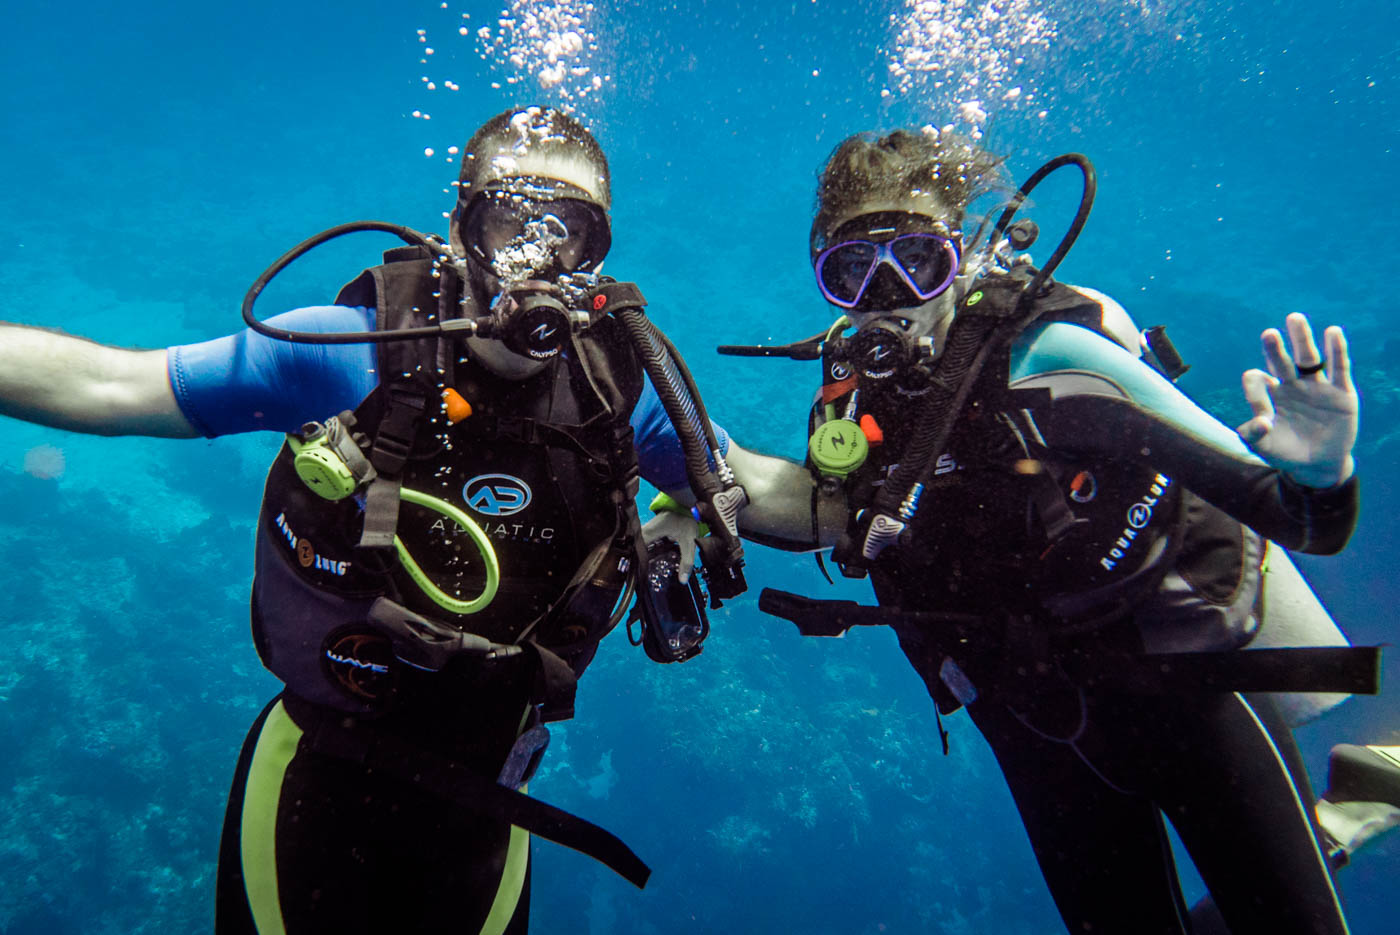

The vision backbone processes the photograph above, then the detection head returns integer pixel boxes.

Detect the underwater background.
[1,1,1395,932]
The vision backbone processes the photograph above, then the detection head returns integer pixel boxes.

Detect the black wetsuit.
[838,312,1358,935]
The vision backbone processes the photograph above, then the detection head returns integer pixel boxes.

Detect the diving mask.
[458,177,611,282]
[814,211,960,312]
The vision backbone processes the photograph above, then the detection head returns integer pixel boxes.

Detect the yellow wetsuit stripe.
[479,818,531,935]
[240,700,303,935]
[479,712,533,935]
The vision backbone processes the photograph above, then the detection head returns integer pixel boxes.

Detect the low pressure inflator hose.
[394,486,500,615]
[289,424,499,615]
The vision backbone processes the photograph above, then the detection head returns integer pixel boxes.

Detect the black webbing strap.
[357,383,430,551]
[302,713,651,888]
[522,641,579,723]
[757,588,1383,696]
[1026,469,1085,542]
[470,414,611,474]
[1115,647,1382,696]
[371,384,429,475]
[757,589,984,637]
[358,477,403,550]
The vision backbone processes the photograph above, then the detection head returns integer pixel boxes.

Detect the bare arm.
[724,442,846,550]
[646,441,846,580]
[0,324,197,437]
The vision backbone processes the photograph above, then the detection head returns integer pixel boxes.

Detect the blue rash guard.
[167,304,727,493]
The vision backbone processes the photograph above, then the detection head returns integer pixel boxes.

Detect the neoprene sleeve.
[1011,321,1357,554]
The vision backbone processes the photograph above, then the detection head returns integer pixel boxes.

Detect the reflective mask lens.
[814,231,959,311]
[461,189,611,280]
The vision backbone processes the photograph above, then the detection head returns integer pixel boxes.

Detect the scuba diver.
[0,105,746,934]
[648,128,1398,933]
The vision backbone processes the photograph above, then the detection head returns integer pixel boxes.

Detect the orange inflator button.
[859,413,883,445]
[442,388,473,424]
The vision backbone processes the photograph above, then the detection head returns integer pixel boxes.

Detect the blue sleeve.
[631,380,731,492]
[167,306,380,437]
[1009,321,1263,464]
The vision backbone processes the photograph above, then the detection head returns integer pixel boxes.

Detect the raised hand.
[1237,312,1357,488]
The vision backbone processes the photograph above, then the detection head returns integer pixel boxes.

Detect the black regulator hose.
[616,308,720,497]
[651,327,726,458]
[987,153,1096,312]
[865,310,992,520]
[242,221,463,344]
[896,153,1096,498]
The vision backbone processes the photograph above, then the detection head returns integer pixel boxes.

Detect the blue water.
[1,1,1395,932]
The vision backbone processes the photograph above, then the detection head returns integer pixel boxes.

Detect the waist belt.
[758,588,1382,696]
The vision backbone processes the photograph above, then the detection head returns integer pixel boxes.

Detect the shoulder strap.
[338,251,460,550]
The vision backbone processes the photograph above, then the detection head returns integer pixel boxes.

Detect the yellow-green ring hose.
[821,315,852,425]
[394,486,500,615]
[825,314,851,343]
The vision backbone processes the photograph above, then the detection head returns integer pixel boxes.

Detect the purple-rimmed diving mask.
[813,212,961,311]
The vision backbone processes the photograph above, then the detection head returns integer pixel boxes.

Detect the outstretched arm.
[0,324,197,437]
[1237,313,1356,489]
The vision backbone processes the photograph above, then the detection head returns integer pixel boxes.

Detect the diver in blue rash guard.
[0,106,739,934]
[651,128,1396,934]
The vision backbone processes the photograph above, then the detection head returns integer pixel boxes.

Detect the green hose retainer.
[288,425,499,615]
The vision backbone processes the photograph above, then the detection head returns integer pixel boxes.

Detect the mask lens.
[546,199,610,271]
[467,194,529,260]
[462,192,611,276]
[818,242,878,305]
[890,234,955,296]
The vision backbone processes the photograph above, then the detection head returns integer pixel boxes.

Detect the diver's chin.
[463,334,551,380]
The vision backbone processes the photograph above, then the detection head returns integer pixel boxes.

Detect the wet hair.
[810,128,1006,258]
[457,106,611,208]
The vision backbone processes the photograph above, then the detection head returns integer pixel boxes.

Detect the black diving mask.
[458,178,612,282]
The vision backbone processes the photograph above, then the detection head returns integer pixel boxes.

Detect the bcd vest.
[823,280,1187,625]
[251,248,644,713]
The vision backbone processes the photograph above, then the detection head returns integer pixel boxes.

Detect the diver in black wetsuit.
[651,128,1393,934]
[0,106,746,934]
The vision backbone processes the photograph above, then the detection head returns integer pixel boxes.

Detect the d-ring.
[1295,361,1325,377]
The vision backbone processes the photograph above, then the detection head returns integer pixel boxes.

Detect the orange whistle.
[442,387,473,424]
[859,413,883,445]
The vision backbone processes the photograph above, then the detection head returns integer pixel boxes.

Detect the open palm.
[1237,313,1357,488]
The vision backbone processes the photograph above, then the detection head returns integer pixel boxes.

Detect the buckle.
[484,417,537,445]
[372,385,428,474]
